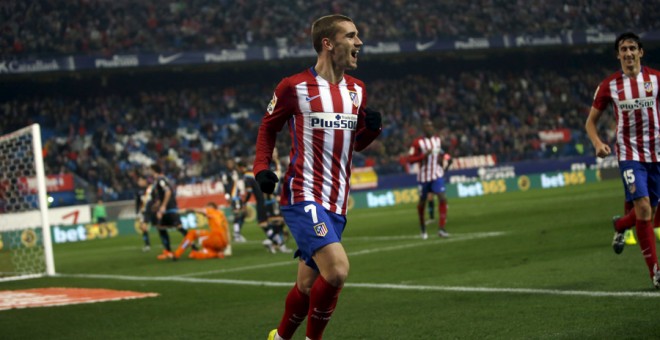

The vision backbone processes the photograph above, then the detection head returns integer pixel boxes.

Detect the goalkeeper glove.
[256,170,279,194]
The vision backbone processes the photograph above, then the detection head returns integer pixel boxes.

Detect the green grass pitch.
[1,180,660,339]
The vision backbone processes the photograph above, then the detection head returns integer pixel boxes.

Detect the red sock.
[417,204,425,232]
[615,209,636,232]
[277,284,309,339]
[635,219,659,278]
[624,201,634,214]
[654,207,660,228]
[306,276,342,340]
[438,201,447,228]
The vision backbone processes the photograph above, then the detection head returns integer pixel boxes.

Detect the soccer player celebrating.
[585,32,660,289]
[253,14,382,340]
[407,119,452,239]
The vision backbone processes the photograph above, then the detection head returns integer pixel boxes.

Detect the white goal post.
[0,124,55,280]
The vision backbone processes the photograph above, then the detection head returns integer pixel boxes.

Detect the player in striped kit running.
[407,119,452,239]
[585,32,660,289]
[254,14,382,340]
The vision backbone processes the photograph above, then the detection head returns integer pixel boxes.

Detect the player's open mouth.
[351,50,359,59]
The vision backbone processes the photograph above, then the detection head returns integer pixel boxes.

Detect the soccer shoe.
[623,229,637,245]
[655,227,660,241]
[142,245,151,252]
[611,216,625,254]
[653,266,660,289]
[438,228,450,238]
[267,329,278,340]
[223,244,233,257]
[278,244,293,253]
[173,248,184,259]
[262,239,276,254]
[157,250,174,260]
[233,234,247,243]
[421,232,428,240]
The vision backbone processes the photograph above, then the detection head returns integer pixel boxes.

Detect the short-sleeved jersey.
[592,66,660,162]
[152,176,177,210]
[408,136,444,182]
[254,67,380,215]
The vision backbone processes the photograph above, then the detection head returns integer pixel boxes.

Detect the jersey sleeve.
[354,85,382,151]
[407,139,426,164]
[592,80,612,111]
[253,78,295,175]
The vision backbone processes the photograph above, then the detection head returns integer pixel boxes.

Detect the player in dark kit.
[135,174,152,252]
[237,158,291,254]
[222,158,248,243]
[148,164,191,260]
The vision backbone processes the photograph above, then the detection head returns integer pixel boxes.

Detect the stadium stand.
[1,1,659,201]
[1,0,659,58]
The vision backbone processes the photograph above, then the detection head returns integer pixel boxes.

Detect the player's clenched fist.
[595,143,611,158]
[256,170,279,194]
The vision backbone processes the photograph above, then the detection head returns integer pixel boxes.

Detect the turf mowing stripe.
[56,273,660,298]
[175,232,506,277]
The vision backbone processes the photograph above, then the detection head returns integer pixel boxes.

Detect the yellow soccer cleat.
[267,329,278,340]
[655,228,660,242]
[624,229,637,245]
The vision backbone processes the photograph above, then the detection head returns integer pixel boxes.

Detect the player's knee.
[323,263,350,287]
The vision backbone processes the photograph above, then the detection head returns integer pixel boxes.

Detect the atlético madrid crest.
[645,81,653,93]
[348,91,360,108]
[314,222,328,237]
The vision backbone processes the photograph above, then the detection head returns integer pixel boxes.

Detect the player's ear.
[322,37,333,51]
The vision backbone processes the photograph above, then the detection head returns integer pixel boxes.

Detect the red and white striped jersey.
[408,135,445,182]
[593,66,660,162]
[253,67,380,215]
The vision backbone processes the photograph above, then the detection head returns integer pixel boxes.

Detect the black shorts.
[265,198,281,219]
[155,212,181,228]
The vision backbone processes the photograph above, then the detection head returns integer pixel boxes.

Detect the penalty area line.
[55,273,660,298]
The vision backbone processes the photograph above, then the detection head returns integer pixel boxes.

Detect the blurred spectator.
[0,54,618,200]
[1,0,658,58]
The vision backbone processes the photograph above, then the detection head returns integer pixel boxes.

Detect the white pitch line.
[176,232,505,277]
[56,273,660,298]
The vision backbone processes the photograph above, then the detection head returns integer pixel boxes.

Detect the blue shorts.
[418,177,446,198]
[619,161,660,207]
[281,201,347,272]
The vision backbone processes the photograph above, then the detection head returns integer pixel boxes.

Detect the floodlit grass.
[2,180,660,339]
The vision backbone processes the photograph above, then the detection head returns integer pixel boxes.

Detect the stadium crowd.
[1,57,613,200]
[1,0,658,58]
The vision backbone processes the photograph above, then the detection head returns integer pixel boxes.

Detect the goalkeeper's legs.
[174,230,199,259]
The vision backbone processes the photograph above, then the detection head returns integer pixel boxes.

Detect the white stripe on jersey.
[289,75,361,214]
[652,74,660,158]
[335,80,358,213]
[317,76,334,211]
[416,136,444,182]
[296,82,317,203]
[610,71,660,162]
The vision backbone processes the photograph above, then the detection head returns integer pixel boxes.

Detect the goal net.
[0,124,55,280]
